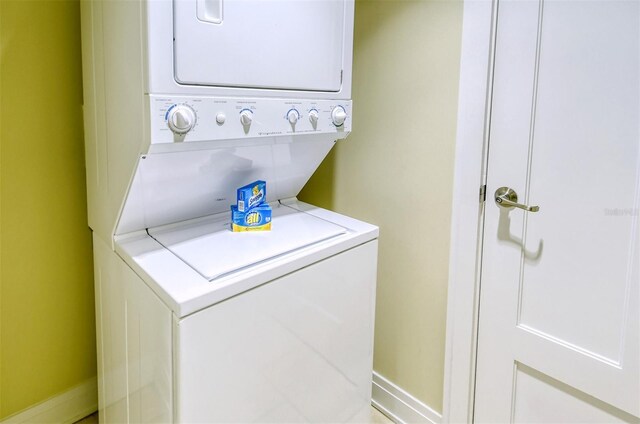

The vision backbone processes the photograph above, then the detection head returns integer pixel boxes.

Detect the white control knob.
[287,109,299,125]
[240,110,253,126]
[331,106,347,127]
[216,113,226,125]
[308,110,319,126]
[167,105,196,134]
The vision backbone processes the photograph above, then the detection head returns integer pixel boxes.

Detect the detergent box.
[230,204,272,232]
[237,180,266,212]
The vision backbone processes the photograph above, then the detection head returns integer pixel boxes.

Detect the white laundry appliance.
[80,0,378,422]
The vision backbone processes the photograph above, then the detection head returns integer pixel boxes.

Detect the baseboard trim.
[1,377,97,424]
[0,373,438,423]
[372,372,442,424]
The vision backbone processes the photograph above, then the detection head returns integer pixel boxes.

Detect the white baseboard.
[0,373,437,424]
[1,377,98,424]
[372,372,442,424]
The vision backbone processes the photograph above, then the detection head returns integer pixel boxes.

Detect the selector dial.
[308,109,319,126]
[331,106,347,127]
[287,109,299,125]
[167,104,196,134]
[240,109,253,126]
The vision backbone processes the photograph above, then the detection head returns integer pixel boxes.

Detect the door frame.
[442,0,498,422]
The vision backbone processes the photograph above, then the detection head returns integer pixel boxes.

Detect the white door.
[475,0,640,422]
[173,0,347,91]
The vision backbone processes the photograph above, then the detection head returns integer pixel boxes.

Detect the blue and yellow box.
[230,204,272,232]
[237,180,266,212]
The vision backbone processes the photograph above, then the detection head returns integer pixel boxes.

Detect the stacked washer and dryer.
[81,0,378,422]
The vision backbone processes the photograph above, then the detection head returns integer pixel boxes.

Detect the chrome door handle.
[494,187,540,212]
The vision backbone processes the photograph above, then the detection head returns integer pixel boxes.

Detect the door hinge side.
[479,184,487,203]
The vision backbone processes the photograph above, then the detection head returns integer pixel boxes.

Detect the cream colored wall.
[299,0,463,412]
[0,0,96,418]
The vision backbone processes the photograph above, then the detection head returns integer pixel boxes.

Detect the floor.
[368,407,394,424]
[74,406,393,423]
[74,413,98,424]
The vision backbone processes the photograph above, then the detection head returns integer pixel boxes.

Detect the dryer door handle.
[197,0,223,24]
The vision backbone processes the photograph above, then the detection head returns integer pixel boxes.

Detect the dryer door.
[173,0,346,92]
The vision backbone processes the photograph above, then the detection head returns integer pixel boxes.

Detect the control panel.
[150,95,352,144]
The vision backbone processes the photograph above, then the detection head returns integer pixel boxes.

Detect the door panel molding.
[511,363,637,423]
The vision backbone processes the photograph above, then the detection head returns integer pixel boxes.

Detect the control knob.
[331,106,347,127]
[167,105,196,134]
[240,110,253,126]
[308,110,319,126]
[287,109,299,125]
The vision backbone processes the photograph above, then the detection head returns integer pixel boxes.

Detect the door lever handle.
[494,187,540,212]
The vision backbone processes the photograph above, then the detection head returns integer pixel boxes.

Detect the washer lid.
[148,203,348,281]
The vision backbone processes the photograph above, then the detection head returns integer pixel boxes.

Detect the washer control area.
[166,104,197,134]
[151,95,352,144]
